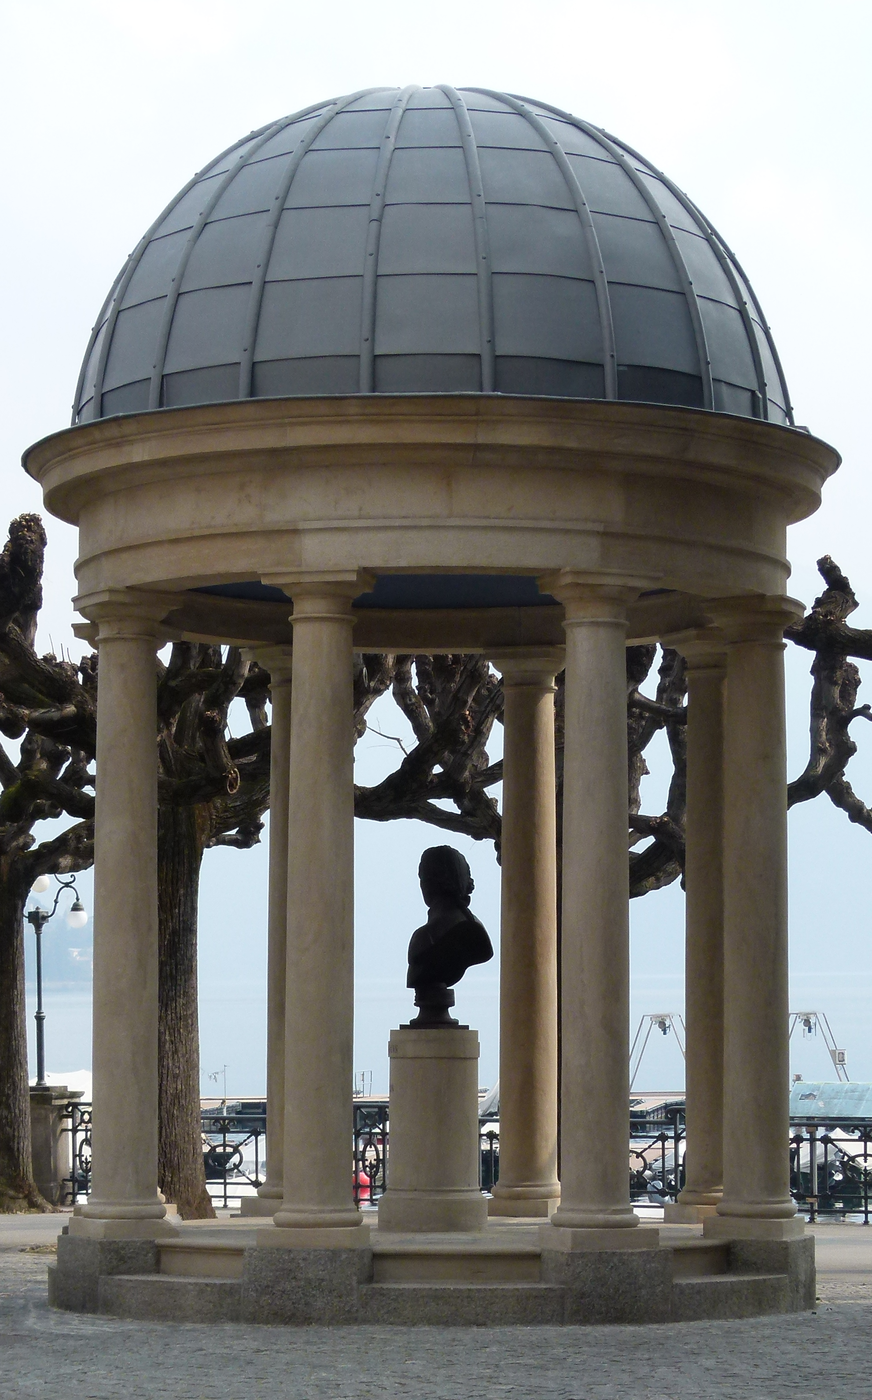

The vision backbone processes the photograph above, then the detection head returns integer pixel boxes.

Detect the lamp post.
[26,874,88,1090]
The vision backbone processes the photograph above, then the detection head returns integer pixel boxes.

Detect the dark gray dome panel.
[75,87,792,426]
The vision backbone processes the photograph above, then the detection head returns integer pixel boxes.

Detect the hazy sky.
[4,0,871,1094]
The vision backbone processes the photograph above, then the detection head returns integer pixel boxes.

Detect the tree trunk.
[157,803,215,1219]
[0,866,49,1211]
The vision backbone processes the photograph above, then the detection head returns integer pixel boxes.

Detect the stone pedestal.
[30,1085,82,1206]
[378,1027,487,1234]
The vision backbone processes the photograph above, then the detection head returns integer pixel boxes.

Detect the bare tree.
[0,517,95,1210]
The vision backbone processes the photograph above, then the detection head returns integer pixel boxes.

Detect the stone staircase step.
[672,1271,789,1322]
[159,1241,244,1279]
[359,1281,565,1326]
[98,1273,241,1323]
[373,1249,539,1283]
[671,1240,730,1278]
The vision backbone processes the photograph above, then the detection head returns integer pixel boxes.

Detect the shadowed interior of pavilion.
[27,85,839,1324]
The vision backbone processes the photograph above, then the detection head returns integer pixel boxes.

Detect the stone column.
[705,596,804,1242]
[488,649,562,1219]
[266,574,369,1247]
[70,592,173,1239]
[663,633,726,1224]
[541,573,657,1248]
[240,647,293,1216]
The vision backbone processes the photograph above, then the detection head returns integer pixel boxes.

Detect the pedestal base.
[488,1193,559,1218]
[68,1215,177,1241]
[242,1245,373,1324]
[379,1190,487,1233]
[704,1214,805,1241]
[663,1201,720,1223]
[256,1224,371,1249]
[238,1195,280,1217]
[378,1026,486,1235]
[540,1222,661,1251]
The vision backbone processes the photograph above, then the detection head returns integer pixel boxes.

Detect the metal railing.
[200,1105,266,1208]
[58,1100,92,1205]
[56,1099,872,1221]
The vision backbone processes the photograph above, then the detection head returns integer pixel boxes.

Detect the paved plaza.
[2,1213,871,1399]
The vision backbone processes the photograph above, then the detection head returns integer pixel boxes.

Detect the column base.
[378,1189,488,1234]
[256,1223,371,1249]
[540,1221,660,1251]
[238,1195,281,1217]
[68,1215,177,1241]
[663,1202,720,1223]
[704,1215,805,1241]
[488,1193,559,1219]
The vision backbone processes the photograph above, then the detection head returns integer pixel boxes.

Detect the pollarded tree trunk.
[157,802,215,1219]
[0,865,49,1211]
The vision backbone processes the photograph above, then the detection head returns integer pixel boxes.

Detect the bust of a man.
[406,846,493,1027]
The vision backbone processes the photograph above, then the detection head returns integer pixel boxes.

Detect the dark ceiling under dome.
[74,86,792,426]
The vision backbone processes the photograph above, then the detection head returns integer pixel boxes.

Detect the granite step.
[98,1273,242,1323]
[159,1240,244,1279]
[358,1281,565,1325]
[671,1271,789,1321]
[373,1247,540,1284]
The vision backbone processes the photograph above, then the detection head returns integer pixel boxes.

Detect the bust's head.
[418,846,474,911]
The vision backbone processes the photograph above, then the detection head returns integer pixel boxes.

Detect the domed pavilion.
[29,86,838,1324]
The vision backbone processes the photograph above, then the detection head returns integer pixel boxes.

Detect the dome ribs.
[238,90,382,401]
[85,124,268,422]
[472,89,618,401]
[514,95,715,411]
[77,86,792,425]
[359,86,421,394]
[439,86,495,394]
[598,126,778,424]
[680,200,794,426]
[145,109,331,412]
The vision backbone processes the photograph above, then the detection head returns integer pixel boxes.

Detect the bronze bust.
[405,846,493,1027]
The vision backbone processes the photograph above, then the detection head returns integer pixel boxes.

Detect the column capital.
[705,594,805,645]
[243,644,294,687]
[539,570,654,624]
[490,647,565,686]
[73,589,178,643]
[662,627,728,675]
[261,569,374,603]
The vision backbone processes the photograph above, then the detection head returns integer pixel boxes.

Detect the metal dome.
[74,86,792,425]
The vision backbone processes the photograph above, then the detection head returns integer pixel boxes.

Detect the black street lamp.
[26,875,88,1090]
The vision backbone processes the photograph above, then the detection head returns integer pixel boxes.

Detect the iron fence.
[353,1102,389,1204]
[200,1105,266,1208]
[56,1100,872,1221]
[58,1099,91,1205]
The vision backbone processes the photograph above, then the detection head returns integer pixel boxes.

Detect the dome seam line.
[359,86,421,392]
[515,94,715,410]
[84,113,321,423]
[146,110,338,412]
[238,90,382,400]
[475,89,618,401]
[598,126,774,422]
[439,86,495,393]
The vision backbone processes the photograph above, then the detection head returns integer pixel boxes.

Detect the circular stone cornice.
[25,395,838,528]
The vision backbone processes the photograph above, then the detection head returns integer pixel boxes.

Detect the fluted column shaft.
[74,595,169,1233]
[489,650,562,1218]
[274,581,365,1238]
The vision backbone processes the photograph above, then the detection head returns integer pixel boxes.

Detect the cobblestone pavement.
[3,1216,871,1399]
